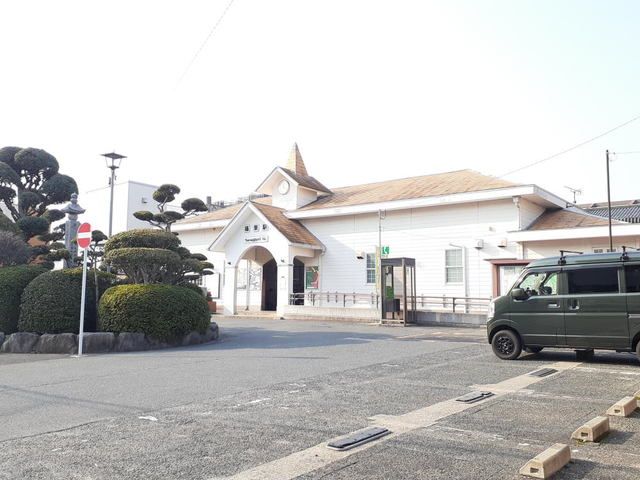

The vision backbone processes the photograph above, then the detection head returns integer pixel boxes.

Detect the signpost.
[76,222,91,357]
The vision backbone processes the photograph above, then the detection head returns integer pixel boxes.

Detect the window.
[253,224,259,232]
[626,266,640,293]
[262,224,268,231]
[244,225,249,233]
[366,253,376,284]
[517,271,558,296]
[445,249,463,283]
[567,267,619,294]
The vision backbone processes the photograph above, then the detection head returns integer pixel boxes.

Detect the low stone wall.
[414,311,486,328]
[282,306,485,328]
[0,322,219,354]
[282,305,379,323]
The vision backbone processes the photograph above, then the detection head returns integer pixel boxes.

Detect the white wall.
[523,236,640,259]
[301,199,520,299]
[81,181,159,235]
[177,227,224,298]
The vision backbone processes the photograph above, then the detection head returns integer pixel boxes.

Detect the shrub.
[104,229,180,253]
[18,268,118,334]
[0,214,20,234]
[181,282,205,297]
[104,247,182,284]
[0,265,47,334]
[98,284,210,341]
[0,231,31,267]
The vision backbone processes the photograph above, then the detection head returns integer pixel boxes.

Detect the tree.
[103,229,213,285]
[0,147,77,222]
[133,183,207,232]
[0,147,75,268]
[0,231,31,267]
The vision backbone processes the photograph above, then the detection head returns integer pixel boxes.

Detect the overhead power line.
[499,112,640,178]
[175,0,236,87]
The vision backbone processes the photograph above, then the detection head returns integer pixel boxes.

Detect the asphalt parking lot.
[1,318,640,479]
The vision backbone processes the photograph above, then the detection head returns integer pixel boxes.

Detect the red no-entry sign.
[77,223,91,249]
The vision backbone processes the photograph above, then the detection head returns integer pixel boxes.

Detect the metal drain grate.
[528,368,558,377]
[455,391,494,404]
[327,426,390,451]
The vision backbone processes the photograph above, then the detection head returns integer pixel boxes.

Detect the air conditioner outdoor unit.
[474,239,484,249]
[498,238,508,248]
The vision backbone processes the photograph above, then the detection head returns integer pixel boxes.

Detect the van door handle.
[569,299,580,310]
[547,302,559,308]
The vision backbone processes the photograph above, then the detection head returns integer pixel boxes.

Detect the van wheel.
[492,330,522,360]
[524,347,543,354]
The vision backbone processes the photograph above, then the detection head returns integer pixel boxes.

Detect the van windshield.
[516,271,558,297]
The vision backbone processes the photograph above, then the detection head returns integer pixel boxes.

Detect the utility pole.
[378,209,385,320]
[606,150,613,251]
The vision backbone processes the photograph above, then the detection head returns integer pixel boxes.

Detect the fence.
[289,292,490,313]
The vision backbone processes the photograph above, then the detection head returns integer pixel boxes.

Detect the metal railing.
[288,292,490,313]
[289,292,380,308]
[411,295,491,313]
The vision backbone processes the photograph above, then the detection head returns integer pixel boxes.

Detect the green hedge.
[181,283,205,297]
[104,229,180,253]
[98,284,210,342]
[0,265,47,334]
[18,268,118,334]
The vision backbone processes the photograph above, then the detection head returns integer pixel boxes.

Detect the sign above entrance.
[245,234,269,244]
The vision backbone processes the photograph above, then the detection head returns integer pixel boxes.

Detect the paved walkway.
[1,318,639,479]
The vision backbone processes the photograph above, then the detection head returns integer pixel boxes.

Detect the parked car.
[487,250,640,360]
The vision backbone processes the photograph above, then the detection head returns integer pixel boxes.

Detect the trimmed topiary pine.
[98,284,210,342]
[18,268,118,334]
[0,265,48,334]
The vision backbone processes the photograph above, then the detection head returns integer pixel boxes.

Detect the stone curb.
[0,322,219,354]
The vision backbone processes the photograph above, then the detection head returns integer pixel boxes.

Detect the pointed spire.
[286,142,309,176]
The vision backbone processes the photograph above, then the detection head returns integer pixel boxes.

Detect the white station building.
[174,145,640,319]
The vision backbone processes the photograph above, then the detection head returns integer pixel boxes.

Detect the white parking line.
[220,361,582,480]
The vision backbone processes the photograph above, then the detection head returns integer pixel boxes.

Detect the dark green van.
[487,251,640,360]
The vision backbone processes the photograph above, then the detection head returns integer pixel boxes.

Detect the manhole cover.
[528,368,557,378]
[455,391,494,404]
[327,426,390,451]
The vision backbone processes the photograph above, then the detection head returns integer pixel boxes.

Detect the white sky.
[1,0,640,207]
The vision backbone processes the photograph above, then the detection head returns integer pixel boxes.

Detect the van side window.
[517,271,558,296]
[625,265,640,293]
[567,267,619,294]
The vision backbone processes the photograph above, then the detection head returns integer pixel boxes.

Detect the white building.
[81,180,161,236]
[175,144,640,317]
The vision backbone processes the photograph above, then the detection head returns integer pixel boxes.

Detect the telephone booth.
[380,257,416,324]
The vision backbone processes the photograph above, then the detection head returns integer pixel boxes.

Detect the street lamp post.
[606,150,613,251]
[101,152,127,238]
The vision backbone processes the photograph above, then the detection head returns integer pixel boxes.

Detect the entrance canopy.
[208,201,324,315]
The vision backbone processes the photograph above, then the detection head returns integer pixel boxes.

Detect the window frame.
[445,248,464,284]
[516,269,560,297]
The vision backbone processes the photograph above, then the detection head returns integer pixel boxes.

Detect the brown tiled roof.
[251,201,322,247]
[178,197,271,225]
[281,167,332,193]
[527,208,625,230]
[298,169,517,210]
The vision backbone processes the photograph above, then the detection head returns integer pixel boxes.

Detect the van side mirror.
[511,288,527,301]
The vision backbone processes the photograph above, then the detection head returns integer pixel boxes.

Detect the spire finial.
[286,142,309,176]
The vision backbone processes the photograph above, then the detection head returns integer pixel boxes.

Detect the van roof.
[527,251,640,268]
